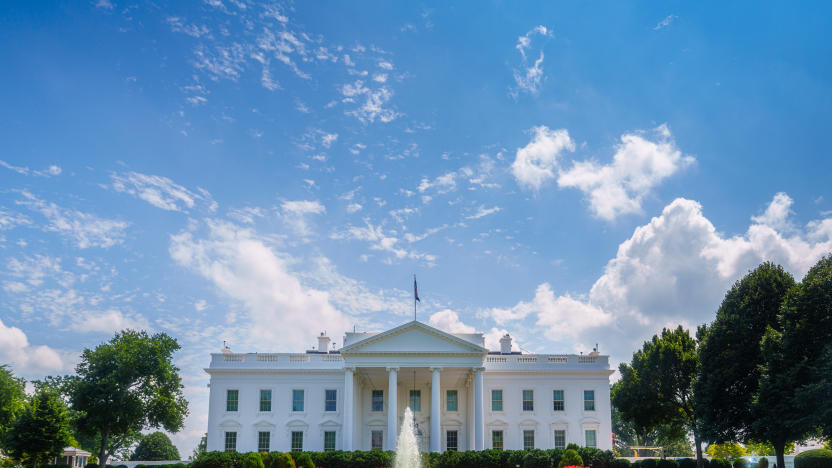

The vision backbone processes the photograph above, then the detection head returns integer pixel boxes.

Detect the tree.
[745,441,795,456]
[613,394,693,457]
[69,330,189,466]
[130,431,180,461]
[778,256,832,441]
[695,262,798,468]
[0,365,26,450]
[613,326,703,466]
[705,442,747,459]
[191,434,207,460]
[5,387,73,467]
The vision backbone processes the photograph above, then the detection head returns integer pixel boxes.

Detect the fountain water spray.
[393,407,421,468]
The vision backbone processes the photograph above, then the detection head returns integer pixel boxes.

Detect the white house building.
[205,321,613,453]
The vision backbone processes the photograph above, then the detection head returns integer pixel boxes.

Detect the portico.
[338,321,488,451]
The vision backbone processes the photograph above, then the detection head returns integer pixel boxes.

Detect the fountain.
[393,407,422,468]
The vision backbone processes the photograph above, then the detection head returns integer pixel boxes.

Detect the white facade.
[205,321,613,453]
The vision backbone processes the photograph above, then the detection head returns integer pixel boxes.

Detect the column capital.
[386,366,400,372]
[472,366,485,373]
[344,365,356,372]
[429,366,443,372]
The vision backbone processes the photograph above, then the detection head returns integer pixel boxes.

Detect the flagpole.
[413,274,417,321]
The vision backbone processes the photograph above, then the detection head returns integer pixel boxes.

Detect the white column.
[467,374,475,450]
[387,367,399,450]
[344,367,355,451]
[474,367,484,450]
[430,367,442,452]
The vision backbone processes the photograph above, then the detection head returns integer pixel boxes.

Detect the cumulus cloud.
[429,309,476,334]
[16,191,128,249]
[169,220,351,349]
[511,126,575,190]
[490,193,832,360]
[0,318,66,374]
[111,171,217,212]
[330,220,436,264]
[557,124,694,220]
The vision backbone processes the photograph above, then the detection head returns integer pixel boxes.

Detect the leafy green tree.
[706,442,747,459]
[0,365,26,450]
[191,434,207,460]
[745,441,795,456]
[612,404,693,457]
[695,263,799,468]
[130,431,181,461]
[613,326,703,466]
[5,387,73,467]
[778,256,832,441]
[69,330,189,466]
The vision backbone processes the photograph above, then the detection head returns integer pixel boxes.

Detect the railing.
[517,357,538,363]
[548,356,569,363]
[288,354,310,363]
[486,356,507,363]
[210,352,344,369]
[484,354,608,369]
[256,353,279,362]
[222,353,245,362]
[578,356,598,363]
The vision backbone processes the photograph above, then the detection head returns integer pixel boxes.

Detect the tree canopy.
[0,364,26,450]
[613,326,703,465]
[70,330,188,466]
[694,262,802,468]
[5,386,74,468]
[131,431,181,461]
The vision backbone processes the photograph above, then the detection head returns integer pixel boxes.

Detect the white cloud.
[751,192,794,232]
[0,209,31,230]
[194,299,208,311]
[321,133,339,148]
[346,203,363,214]
[111,171,217,212]
[0,318,66,374]
[418,172,457,195]
[281,200,325,215]
[490,193,832,361]
[340,80,401,123]
[330,220,436,264]
[654,15,678,31]
[69,309,150,334]
[466,205,501,220]
[0,160,62,177]
[511,126,575,190]
[511,26,553,97]
[429,309,475,333]
[16,191,128,249]
[557,124,694,220]
[169,220,351,349]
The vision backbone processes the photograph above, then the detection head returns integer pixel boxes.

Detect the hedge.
[136,464,187,468]
[678,459,697,468]
[191,448,619,468]
[657,460,678,468]
[795,449,832,468]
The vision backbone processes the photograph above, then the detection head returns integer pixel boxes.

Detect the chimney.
[500,333,512,354]
[317,332,331,353]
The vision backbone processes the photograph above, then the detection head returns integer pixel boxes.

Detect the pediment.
[341,321,486,355]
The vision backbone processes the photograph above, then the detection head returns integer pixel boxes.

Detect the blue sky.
[2,0,832,455]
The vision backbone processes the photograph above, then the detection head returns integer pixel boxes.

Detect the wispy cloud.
[511,25,553,97]
[110,171,218,213]
[654,15,678,30]
[16,191,128,249]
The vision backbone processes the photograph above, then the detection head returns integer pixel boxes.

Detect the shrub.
[41,465,71,468]
[710,459,732,468]
[292,452,314,468]
[795,450,832,468]
[657,460,679,468]
[546,449,565,468]
[631,460,642,468]
[678,458,697,468]
[640,459,658,468]
[479,449,503,468]
[86,464,99,468]
[612,459,632,468]
[523,449,551,468]
[757,458,769,468]
[558,449,583,468]
[242,453,265,468]
[506,450,527,468]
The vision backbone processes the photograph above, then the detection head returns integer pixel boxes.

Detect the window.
[522,390,534,411]
[372,390,384,412]
[371,430,384,450]
[258,431,270,452]
[492,430,503,450]
[325,389,337,412]
[584,390,595,411]
[491,390,503,411]
[292,389,305,412]
[553,390,564,411]
[585,429,597,448]
[291,431,304,451]
[446,430,458,451]
[554,430,566,449]
[324,431,336,451]
[260,389,272,412]
[224,431,237,452]
[446,390,458,411]
[523,430,535,450]
[409,389,421,411]
[226,389,239,412]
